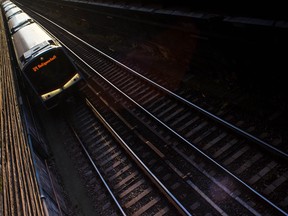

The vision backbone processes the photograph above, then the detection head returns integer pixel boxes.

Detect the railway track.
[16,0,287,151]
[64,100,184,215]
[18,2,288,215]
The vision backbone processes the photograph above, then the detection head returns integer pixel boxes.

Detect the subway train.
[2,0,81,109]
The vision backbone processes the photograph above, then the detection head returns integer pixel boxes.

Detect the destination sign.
[32,55,57,72]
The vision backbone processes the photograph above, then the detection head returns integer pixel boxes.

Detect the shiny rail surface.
[19,3,288,215]
[65,100,183,215]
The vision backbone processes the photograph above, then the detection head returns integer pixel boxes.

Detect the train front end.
[23,47,81,109]
[11,19,81,109]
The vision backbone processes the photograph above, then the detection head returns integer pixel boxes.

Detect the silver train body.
[2,0,81,109]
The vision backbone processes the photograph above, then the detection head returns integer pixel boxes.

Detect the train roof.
[3,3,16,12]
[2,0,10,4]
[8,12,33,34]
[12,22,58,68]
[2,0,12,4]
[2,1,13,7]
[2,1,13,6]
[5,7,22,20]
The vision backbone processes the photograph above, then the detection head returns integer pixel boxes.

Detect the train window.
[24,48,77,95]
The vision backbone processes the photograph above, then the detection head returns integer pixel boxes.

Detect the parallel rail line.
[19,3,288,215]
[67,99,184,215]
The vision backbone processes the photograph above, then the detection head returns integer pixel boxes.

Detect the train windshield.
[24,48,77,95]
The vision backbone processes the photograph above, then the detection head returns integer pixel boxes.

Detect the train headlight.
[41,88,62,101]
[63,73,81,89]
